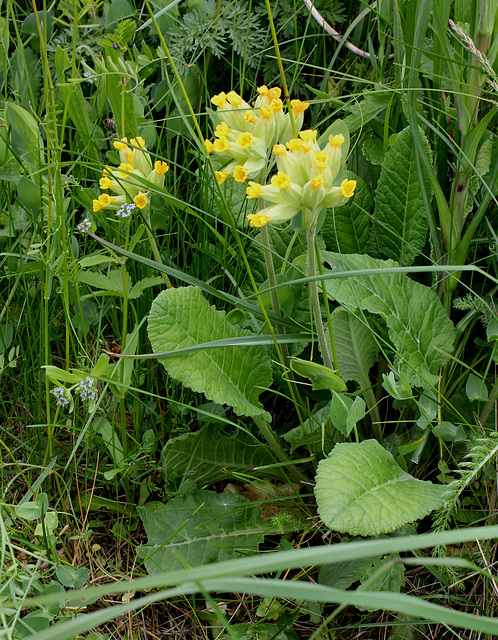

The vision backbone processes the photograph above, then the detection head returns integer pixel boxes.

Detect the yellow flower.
[117,163,133,173]
[216,170,229,184]
[247,212,270,227]
[243,112,256,124]
[134,192,148,209]
[246,125,354,228]
[313,151,329,171]
[270,98,283,113]
[287,139,303,153]
[246,181,262,198]
[267,87,282,101]
[213,137,231,153]
[93,193,115,211]
[211,92,227,108]
[257,85,269,96]
[271,172,291,189]
[260,105,274,120]
[99,176,115,189]
[340,179,356,197]
[113,137,128,150]
[205,139,214,153]
[237,132,254,149]
[300,130,317,143]
[98,194,115,206]
[215,122,231,137]
[311,175,324,189]
[130,136,146,148]
[233,166,248,182]
[93,199,104,212]
[226,91,242,107]
[291,99,309,117]
[155,160,169,176]
[329,134,345,147]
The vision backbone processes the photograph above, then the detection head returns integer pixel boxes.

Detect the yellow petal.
[134,192,148,209]
[340,179,356,197]
[246,181,262,198]
[247,212,270,227]
[271,171,291,190]
[215,171,229,184]
[233,166,248,182]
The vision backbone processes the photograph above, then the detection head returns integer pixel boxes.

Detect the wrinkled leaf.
[315,439,445,535]
[148,286,272,419]
[323,253,455,388]
[139,490,268,573]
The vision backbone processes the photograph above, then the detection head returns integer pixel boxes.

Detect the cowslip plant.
[205,86,309,183]
[145,81,453,543]
[92,136,169,214]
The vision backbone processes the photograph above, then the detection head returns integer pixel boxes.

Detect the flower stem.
[307,228,333,370]
[260,225,305,422]
[143,207,173,289]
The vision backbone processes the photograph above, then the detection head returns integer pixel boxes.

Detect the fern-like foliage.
[433,432,498,532]
[169,0,266,69]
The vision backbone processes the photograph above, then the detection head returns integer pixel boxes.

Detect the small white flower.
[51,387,69,407]
[78,218,92,233]
[78,376,97,401]
[83,71,97,84]
[116,202,136,219]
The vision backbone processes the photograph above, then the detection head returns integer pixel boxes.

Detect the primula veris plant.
[92,136,169,215]
[205,86,309,183]
[246,130,356,229]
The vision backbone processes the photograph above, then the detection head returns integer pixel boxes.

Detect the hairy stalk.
[143,208,173,289]
[306,228,333,369]
[260,225,305,422]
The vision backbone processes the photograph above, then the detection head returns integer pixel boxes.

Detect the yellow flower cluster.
[246,130,356,228]
[92,136,169,214]
[205,86,309,184]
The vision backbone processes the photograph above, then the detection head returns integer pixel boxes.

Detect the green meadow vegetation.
[2,0,498,637]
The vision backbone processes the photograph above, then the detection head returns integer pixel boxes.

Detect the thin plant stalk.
[306,227,333,370]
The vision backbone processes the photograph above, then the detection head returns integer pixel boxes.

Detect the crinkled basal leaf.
[322,172,372,255]
[323,252,455,388]
[374,126,432,266]
[148,286,272,419]
[331,308,379,387]
[138,490,267,573]
[315,440,445,536]
[161,425,278,495]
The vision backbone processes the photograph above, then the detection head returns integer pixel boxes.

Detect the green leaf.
[54,46,100,163]
[78,268,130,296]
[342,91,393,133]
[466,373,489,402]
[321,172,372,255]
[161,425,277,494]
[290,358,346,392]
[323,253,455,387]
[374,126,432,265]
[330,307,379,387]
[56,566,91,589]
[138,490,268,573]
[148,286,273,419]
[315,439,445,535]
[17,176,42,212]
